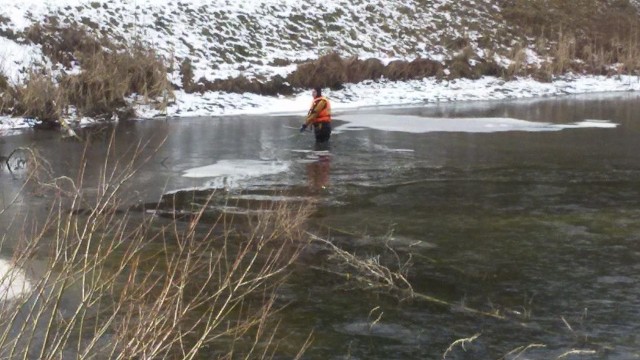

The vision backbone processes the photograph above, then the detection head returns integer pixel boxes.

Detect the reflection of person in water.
[306,154,330,191]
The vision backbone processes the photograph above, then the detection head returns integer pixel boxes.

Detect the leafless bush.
[345,57,385,83]
[0,137,312,359]
[383,58,443,81]
[287,52,348,89]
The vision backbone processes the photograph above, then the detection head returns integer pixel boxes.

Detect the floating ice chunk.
[336,114,618,134]
[182,159,289,179]
[570,120,618,128]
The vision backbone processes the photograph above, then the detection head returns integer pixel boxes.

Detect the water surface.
[2,92,640,359]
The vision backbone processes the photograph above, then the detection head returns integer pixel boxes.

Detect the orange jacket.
[305,96,331,124]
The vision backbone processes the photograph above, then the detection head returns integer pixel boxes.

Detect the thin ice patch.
[179,160,290,189]
[182,159,289,179]
[336,114,618,133]
[228,194,308,202]
[372,144,415,153]
[570,120,618,128]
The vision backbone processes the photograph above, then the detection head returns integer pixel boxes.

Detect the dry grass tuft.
[285,52,443,88]
[0,73,12,115]
[179,58,195,92]
[0,73,8,92]
[345,57,386,83]
[505,46,528,79]
[442,333,481,359]
[475,57,503,77]
[12,71,66,124]
[501,0,640,74]
[383,58,443,81]
[8,24,173,123]
[551,31,576,75]
[192,74,293,96]
[287,52,349,89]
[62,44,172,117]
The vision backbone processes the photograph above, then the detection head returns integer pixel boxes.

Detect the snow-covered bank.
[3,74,640,132]
[143,74,640,118]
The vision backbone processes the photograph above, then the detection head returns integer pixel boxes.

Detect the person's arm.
[304,99,327,126]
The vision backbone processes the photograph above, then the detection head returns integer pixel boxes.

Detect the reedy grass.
[1,23,174,125]
[0,134,312,359]
[0,73,7,92]
[306,231,514,321]
[498,343,546,360]
[505,46,528,79]
[442,333,481,360]
[306,232,413,297]
[12,71,66,124]
[62,43,173,117]
[502,0,640,75]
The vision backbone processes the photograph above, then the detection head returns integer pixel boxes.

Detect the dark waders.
[313,122,331,143]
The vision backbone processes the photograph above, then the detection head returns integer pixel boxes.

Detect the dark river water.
[2,92,640,359]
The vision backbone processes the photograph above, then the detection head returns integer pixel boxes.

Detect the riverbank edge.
[2,74,640,134]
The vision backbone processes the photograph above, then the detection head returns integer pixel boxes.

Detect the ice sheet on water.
[335,114,618,133]
[372,144,415,153]
[182,159,289,179]
[570,120,619,128]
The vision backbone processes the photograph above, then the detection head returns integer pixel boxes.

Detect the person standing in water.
[300,87,332,143]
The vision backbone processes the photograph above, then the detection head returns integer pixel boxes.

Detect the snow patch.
[0,258,31,302]
[0,37,48,83]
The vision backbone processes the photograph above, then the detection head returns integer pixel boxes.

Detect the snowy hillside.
[1,0,640,129]
[1,0,504,82]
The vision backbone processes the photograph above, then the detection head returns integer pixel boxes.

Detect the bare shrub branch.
[0,135,312,359]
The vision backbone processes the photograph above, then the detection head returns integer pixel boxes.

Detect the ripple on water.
[596,276,636,285]
[335,321,417,344]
